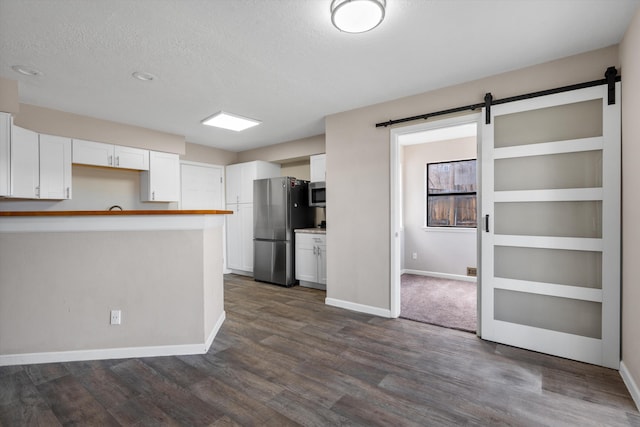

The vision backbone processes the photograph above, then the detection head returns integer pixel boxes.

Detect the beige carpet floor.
[400,274,477,333]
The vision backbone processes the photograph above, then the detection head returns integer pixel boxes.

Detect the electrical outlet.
[412,252,417,260]
[467,267,477,277]
[110,309,121,325]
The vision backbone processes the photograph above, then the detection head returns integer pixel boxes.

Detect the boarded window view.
[427,159,477,227]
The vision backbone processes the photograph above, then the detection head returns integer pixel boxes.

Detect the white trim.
[493,136,603,159]
[325,297,391,318]
[489,320,607,367]
[422,226,476,234]
[493,277,602,302]
[0,312,226,367]
[620,361,640,411]
[494,188,603,202]
[493,235,603,252]
[390,113,482,320]
[402,269,477,283]
[228,268,252,277]
[0,214,226,233]
[205,311,226,351]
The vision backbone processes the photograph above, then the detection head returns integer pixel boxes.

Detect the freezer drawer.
[253,239,295,287]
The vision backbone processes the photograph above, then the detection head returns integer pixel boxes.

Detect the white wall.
[402,137,477,278]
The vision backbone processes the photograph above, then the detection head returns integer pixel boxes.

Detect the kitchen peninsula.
[0,209,231,366]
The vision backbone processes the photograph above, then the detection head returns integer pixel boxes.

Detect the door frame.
[389,113,482,323]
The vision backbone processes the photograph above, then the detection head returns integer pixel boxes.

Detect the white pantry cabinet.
[140,151,180,202]
[10,126,72,200]
[73,139,149,170]
[310,154,326,183]
[295,232,326,289]
[224,160,280,275]
[226,203,254,272]
[225,160,280,204]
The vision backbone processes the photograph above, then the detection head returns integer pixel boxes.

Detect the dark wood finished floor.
[1,274,639,426]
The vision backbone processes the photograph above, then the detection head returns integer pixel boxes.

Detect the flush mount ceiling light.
[11,65,42,77]
[132,71,156,81]
[201,111,261,132]
[331,0,386,33]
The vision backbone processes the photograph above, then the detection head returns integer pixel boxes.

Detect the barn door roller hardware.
[376,66,620,128]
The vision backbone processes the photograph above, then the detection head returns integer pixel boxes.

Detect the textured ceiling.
[0,0,638,152]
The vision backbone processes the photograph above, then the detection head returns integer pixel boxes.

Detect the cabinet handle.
[35,186,40,198]
[313,246,316,255]
[108,155,113,166]
[66,187,70,198]
[116,156,120,167]
[485,214,490,233]
[152,191,155,201]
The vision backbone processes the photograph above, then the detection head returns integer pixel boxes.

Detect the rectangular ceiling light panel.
[201,111,261,131]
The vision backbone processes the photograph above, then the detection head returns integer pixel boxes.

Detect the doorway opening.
[390,114,481,334]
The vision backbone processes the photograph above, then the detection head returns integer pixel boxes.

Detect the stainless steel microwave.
[308,181,326,207]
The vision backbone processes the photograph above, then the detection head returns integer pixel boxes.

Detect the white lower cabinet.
[295,232,326,289]
[226,203,254,274]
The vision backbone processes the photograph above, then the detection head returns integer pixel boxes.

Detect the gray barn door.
[480,83,620,369]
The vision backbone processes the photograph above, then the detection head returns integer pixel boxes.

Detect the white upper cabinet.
[140,151,180,202]
[310,154,326,182]
[11,125,39,198]
[39,134,72,200]
[0,113,11,196]
[73,139,149,170]
[9,126,72,200]
[225,160,280,204]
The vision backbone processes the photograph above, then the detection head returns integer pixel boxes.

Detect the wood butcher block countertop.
[0,209,233,217]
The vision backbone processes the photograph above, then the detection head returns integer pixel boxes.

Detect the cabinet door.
[11,125,39,198]
[72,139,113,167]
[225,163,242,204]
[0,113,10,196]
[310,154,326,182]
[226,204,243,270]
[39,134,72,200]
[239,203,254,272]
[115,145,149,170]
[295,234,317,281]
[181,163,224,210]
[317,242,327,285]
[239,162,257,204]
[143,151,180,202]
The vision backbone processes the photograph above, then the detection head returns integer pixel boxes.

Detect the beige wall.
[182,142,238,166]
[402,137,477,275]
[281,160,311,180]
[237,134,325,163]
[0,77,19,113]
[0,227,225,355]
[14,103,185,154]
[621,7,640,391]
[325,45,619,311]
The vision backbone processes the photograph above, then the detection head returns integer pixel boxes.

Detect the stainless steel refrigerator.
[253,177,314,286]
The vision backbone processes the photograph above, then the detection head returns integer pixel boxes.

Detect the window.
[427,159,477,228]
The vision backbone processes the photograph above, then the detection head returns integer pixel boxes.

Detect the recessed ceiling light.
[201,111,261,132]
[11,65,42,77]
[132,71,156,81]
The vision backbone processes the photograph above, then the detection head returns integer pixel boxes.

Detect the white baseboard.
[402,269,477,283]
[227,269,253,277]
[205,311,226,352]
[325,297,391,318]
[620,360,640,411]
[0,311,227,367]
